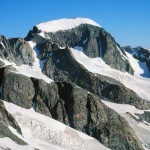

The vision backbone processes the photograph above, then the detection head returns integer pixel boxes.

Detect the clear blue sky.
[0,0,150,48]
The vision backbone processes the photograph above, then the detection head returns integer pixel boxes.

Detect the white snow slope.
[0,101,109,150]
[36,18,101,33]
[70,47,150,101]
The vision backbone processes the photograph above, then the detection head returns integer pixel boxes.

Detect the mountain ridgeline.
[0,18,150,150]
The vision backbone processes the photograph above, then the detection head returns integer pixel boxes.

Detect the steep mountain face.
[0,18,150,150]
[26,20,133,74]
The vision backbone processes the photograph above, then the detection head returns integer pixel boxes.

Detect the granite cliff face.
[0,18,150,150]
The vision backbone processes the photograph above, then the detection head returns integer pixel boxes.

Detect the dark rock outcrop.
[85,93,143,150]
[2,66,35,108]
[134,47,150,72]
[123,46,150,73]
[26,24,133,74]
[134,48,150,62]
[0,35,34,66]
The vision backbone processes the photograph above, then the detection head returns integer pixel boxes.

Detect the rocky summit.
[0,18,150,150]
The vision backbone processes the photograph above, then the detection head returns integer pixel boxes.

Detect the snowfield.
[36,18,101,33]
[70,47,150,101]
[2,101,110,150]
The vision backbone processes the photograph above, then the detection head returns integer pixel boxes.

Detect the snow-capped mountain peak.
[36,17,101,32]
[1,17,150,150]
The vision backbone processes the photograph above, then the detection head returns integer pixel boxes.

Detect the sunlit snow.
[36,18,101,33]
[3,101,110,150]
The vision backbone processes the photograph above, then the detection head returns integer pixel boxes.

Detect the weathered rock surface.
[0,35,34,66]
[0,60,5,68]
[134,48,150,62]
[0,121,27,145]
